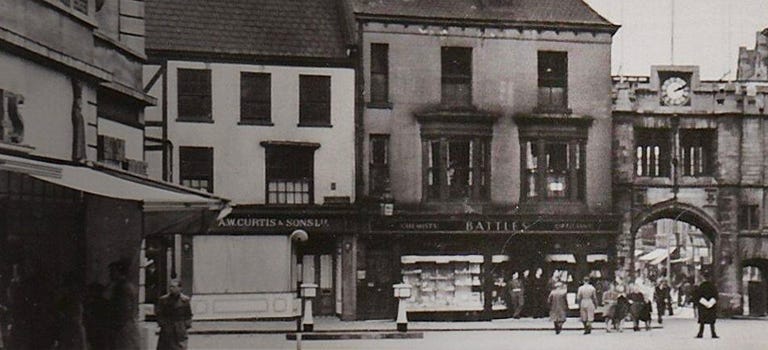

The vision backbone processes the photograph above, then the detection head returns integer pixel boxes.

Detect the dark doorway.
[748,281,767,316]
[363,249,395,319]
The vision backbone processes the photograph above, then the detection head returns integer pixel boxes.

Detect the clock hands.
[673,82,688,92]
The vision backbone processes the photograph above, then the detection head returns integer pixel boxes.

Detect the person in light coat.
[576,276,598,334]
[547,281,568,334]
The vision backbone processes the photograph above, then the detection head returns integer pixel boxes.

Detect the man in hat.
[156,279,193,350]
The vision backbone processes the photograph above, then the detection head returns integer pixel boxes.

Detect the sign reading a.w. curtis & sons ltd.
[211,215,345,234]
[371,218,619,234]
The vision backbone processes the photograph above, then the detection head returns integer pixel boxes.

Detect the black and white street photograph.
[2,0,768,349]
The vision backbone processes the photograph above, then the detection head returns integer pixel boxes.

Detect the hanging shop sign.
[370,217,619,234]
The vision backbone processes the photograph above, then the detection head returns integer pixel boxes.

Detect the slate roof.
[145,0,350,60]
[353,0,616,30]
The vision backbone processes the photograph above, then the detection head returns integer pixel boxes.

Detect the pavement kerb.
[186,324,665,335]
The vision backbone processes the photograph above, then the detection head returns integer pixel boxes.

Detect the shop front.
[0,152,224,348]
[360,214,620,320]
[185,207,357,320]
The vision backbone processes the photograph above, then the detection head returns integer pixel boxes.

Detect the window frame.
[299,75,332,127]
[521,138,585,201]
[369,134,390,196]
[537,51,569,111]
[738,204,760,231]
[177,68,213,122]
[264,145,317,205]
[369,43,390,107]
[239,72,272,125]
[635,128,672,178]
[441,47,473,107]
[423,136,490,202]
[179,146,214,193]
[679,129,716,177]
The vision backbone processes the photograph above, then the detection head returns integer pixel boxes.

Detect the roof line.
[145,49,354,68]
[354,13,620,34]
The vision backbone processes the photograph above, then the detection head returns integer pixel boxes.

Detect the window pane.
[299,75,331,125]
[179,146,213,192]
[371,44,389,103]
[265,146,314,204]
[537,51,567,109]
[178,69,212,120]
[441,47,472,106]
[241,72,271,122]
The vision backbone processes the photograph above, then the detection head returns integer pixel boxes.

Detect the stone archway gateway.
[627,200,719,279]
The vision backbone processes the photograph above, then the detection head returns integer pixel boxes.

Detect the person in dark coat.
[532,267,548,318]
[693,279,719,338]
[627,283,651,331]
[156,279,193,350]
[548,282,568,334]
[654,279,673,324]
[106,259,140,350]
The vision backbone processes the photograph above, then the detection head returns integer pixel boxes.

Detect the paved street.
[187,316,767,350]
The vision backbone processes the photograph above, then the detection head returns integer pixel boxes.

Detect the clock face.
[660,76,691,106]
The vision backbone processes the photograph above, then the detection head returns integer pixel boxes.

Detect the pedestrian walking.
[547,281,568,334]
[654,279,673,324]
[532,267,548,318]
[627,283,651,331]
[576,276,598,334]
[693,278,719,339]
[156,279,193,350]
[507,272,525,319]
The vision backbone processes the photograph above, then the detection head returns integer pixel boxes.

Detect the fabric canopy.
[0,153,223,212]
[639,248,679,265]
[545,254,576,263]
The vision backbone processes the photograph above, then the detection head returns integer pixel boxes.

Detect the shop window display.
[491,255,510,311]
[401,255,484,311]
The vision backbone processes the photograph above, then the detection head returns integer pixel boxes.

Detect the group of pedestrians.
[505,268,551,319]
[540,273,720,338]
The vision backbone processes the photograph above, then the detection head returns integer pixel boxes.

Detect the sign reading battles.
[371,218,619,234]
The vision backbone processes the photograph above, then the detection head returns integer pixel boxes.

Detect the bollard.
[393,283,412,332]
[300,283,318,332]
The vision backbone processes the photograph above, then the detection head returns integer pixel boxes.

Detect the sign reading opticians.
[371,218,619,234]
[211,215,346,234]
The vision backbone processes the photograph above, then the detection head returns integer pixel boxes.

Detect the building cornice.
[145,49,354,69]
[0,26,111,81]
[354,13,620,35]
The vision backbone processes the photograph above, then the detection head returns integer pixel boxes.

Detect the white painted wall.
[163,61,355,205]
[97,118,144,161]
[0,50,98,161]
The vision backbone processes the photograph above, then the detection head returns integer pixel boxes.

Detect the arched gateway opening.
[742,259,768,316]
[628,201,719,288]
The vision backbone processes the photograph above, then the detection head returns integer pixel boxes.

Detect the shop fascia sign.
[372,218,617,233]
[213,215,343,233]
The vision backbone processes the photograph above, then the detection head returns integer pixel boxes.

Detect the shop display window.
[490,255,510,310]
[401,255,484,312]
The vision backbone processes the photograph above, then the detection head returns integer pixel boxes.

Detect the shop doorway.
[363,249,395,319]
[302,254,335,316]
[742,261,768,316]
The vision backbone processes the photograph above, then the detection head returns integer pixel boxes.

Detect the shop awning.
[0,153,228,233]
[545,254,576,263]
[638,248,667,262]
[587,254,608,263]
[640,248,679,265]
